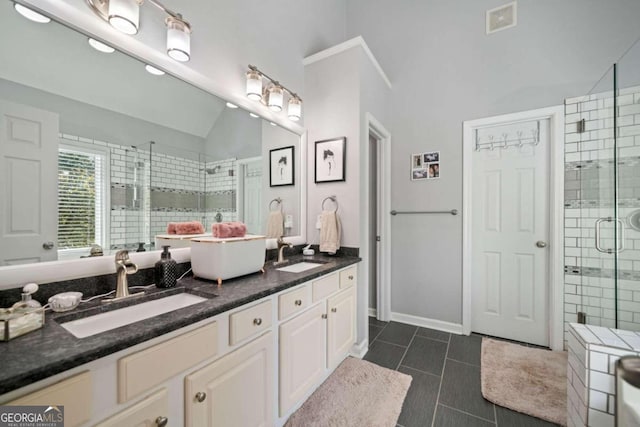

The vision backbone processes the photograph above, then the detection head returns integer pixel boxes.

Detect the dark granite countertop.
[0,254,360,395]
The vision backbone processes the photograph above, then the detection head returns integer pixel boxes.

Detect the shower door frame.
[462,105,566,351]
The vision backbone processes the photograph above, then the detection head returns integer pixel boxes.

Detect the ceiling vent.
[486,2,517,35]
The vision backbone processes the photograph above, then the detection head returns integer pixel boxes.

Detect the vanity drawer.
[9,371,92,427]
[312,273,339,302]
[279,284,311,320]
[229,300,272,345]
[339,266,357,289]
[118,322,218,403]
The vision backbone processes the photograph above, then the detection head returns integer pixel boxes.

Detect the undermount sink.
[60,293,208,339]
[276,262,324,273]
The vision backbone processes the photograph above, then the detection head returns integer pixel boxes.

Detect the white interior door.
[0,100,59,265]
[471,118,550,346]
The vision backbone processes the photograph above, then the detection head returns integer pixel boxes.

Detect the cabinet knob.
[348,275,354,280]
[253,318,262,326]
[331,307,337,313]
[155,416,168,427]
[294,299,302,306]
[321,314,328,319]
[42,241,55,250]
[195,392,207,402]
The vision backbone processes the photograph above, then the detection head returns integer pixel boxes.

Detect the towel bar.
[390,209,458,216]
[322,196,338,212]
[269,198,282,211]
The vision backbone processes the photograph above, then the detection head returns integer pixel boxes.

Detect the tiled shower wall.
[59,133,238,251]
[564,86,640,343]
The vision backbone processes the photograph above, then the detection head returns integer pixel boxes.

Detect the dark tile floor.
[365,318,559,427]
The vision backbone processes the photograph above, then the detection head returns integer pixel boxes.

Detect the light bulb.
[166,16,191,62]
[108,0,139,35]
[267,85,284,112]
[246,70,262,101]
[14,4,50,23]
[288,96,302,121]
[88,38,115,53]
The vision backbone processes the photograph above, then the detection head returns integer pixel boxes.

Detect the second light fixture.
[88,0,191,62]
[245,65,302,122]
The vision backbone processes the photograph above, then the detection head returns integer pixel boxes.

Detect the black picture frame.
[269,145,295,187]
[314,137,346,183]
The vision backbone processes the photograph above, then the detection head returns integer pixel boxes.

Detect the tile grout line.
[438,403,497,425]
[376,338,410,349]
[445,357,481,369]
[430,333,451,427]
[493,399,497,426]
[397,364,441,379]
[395,327,419,370]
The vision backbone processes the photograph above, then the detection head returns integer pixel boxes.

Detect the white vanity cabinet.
[184,331,274,427]
[94,389,168,427]
[279,303,327,416]
[327,286,356,369]
[278,267,358,417]
[1,263,359,427]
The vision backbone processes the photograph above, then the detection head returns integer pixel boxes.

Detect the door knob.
[155,416,168,427]
[42,241,54,250]
[195,392,207,402]
[536,241,547,248]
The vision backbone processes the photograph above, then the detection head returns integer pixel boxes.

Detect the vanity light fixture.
[226,102,238,109]
[88,38,115,53]
[245,65,303,121]
[145,64,165,75]
[14,3,51,23]
[88,0,192,62]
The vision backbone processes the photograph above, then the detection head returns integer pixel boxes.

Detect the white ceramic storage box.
[190,235,266,284]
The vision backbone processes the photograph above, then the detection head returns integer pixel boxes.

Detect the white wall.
[304,42,392,346]
[204,108,262,161]
[304,49,361,247]
[345,0,640,325]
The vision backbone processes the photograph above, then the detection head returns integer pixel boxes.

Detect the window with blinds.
[58,147,105,250]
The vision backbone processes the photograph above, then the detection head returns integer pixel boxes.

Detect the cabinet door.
[327,287,356,369]
[95,388,168,427]
[279,302,326,416]
[185,332,274,427]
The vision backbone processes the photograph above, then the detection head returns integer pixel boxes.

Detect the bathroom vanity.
[0,255,359,427]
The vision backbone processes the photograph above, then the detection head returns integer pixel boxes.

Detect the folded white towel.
[319,210,341,254]
[266,211,284,238]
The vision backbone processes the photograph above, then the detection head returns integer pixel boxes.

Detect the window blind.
[58,148,104,249]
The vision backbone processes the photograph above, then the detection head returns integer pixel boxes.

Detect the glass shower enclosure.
[569,38,640,331]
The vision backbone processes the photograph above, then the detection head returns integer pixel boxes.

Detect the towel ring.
[269,198,282,212]
[322,196,338,213]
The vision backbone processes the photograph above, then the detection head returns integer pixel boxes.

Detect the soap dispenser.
[155,246,178,288]
[12,283,42,311]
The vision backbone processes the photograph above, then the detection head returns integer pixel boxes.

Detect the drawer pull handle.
[156,416,168,427]
[294,299,302,306]
[195,392,207,403]
[254,318,263,326]
[322,314,328,319]
[331,307,337,313]
[348,275,354,280]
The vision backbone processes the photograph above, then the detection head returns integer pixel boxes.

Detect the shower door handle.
[595,217,625,254]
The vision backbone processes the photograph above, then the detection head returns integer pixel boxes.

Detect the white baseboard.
[350,338,369,359]
[368,308,377,318]
[391,312,463,335]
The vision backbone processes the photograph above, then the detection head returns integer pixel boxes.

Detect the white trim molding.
[303,36,392,89]
[363,113,392,322]
[350,338,369,359]
[462,105,565,351]
[391,312,463,335]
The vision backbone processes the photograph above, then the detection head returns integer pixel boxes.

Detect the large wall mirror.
[0,0,303,270]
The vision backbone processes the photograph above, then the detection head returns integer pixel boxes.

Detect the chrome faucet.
[106,250,143,302]
[274,237,293,266]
